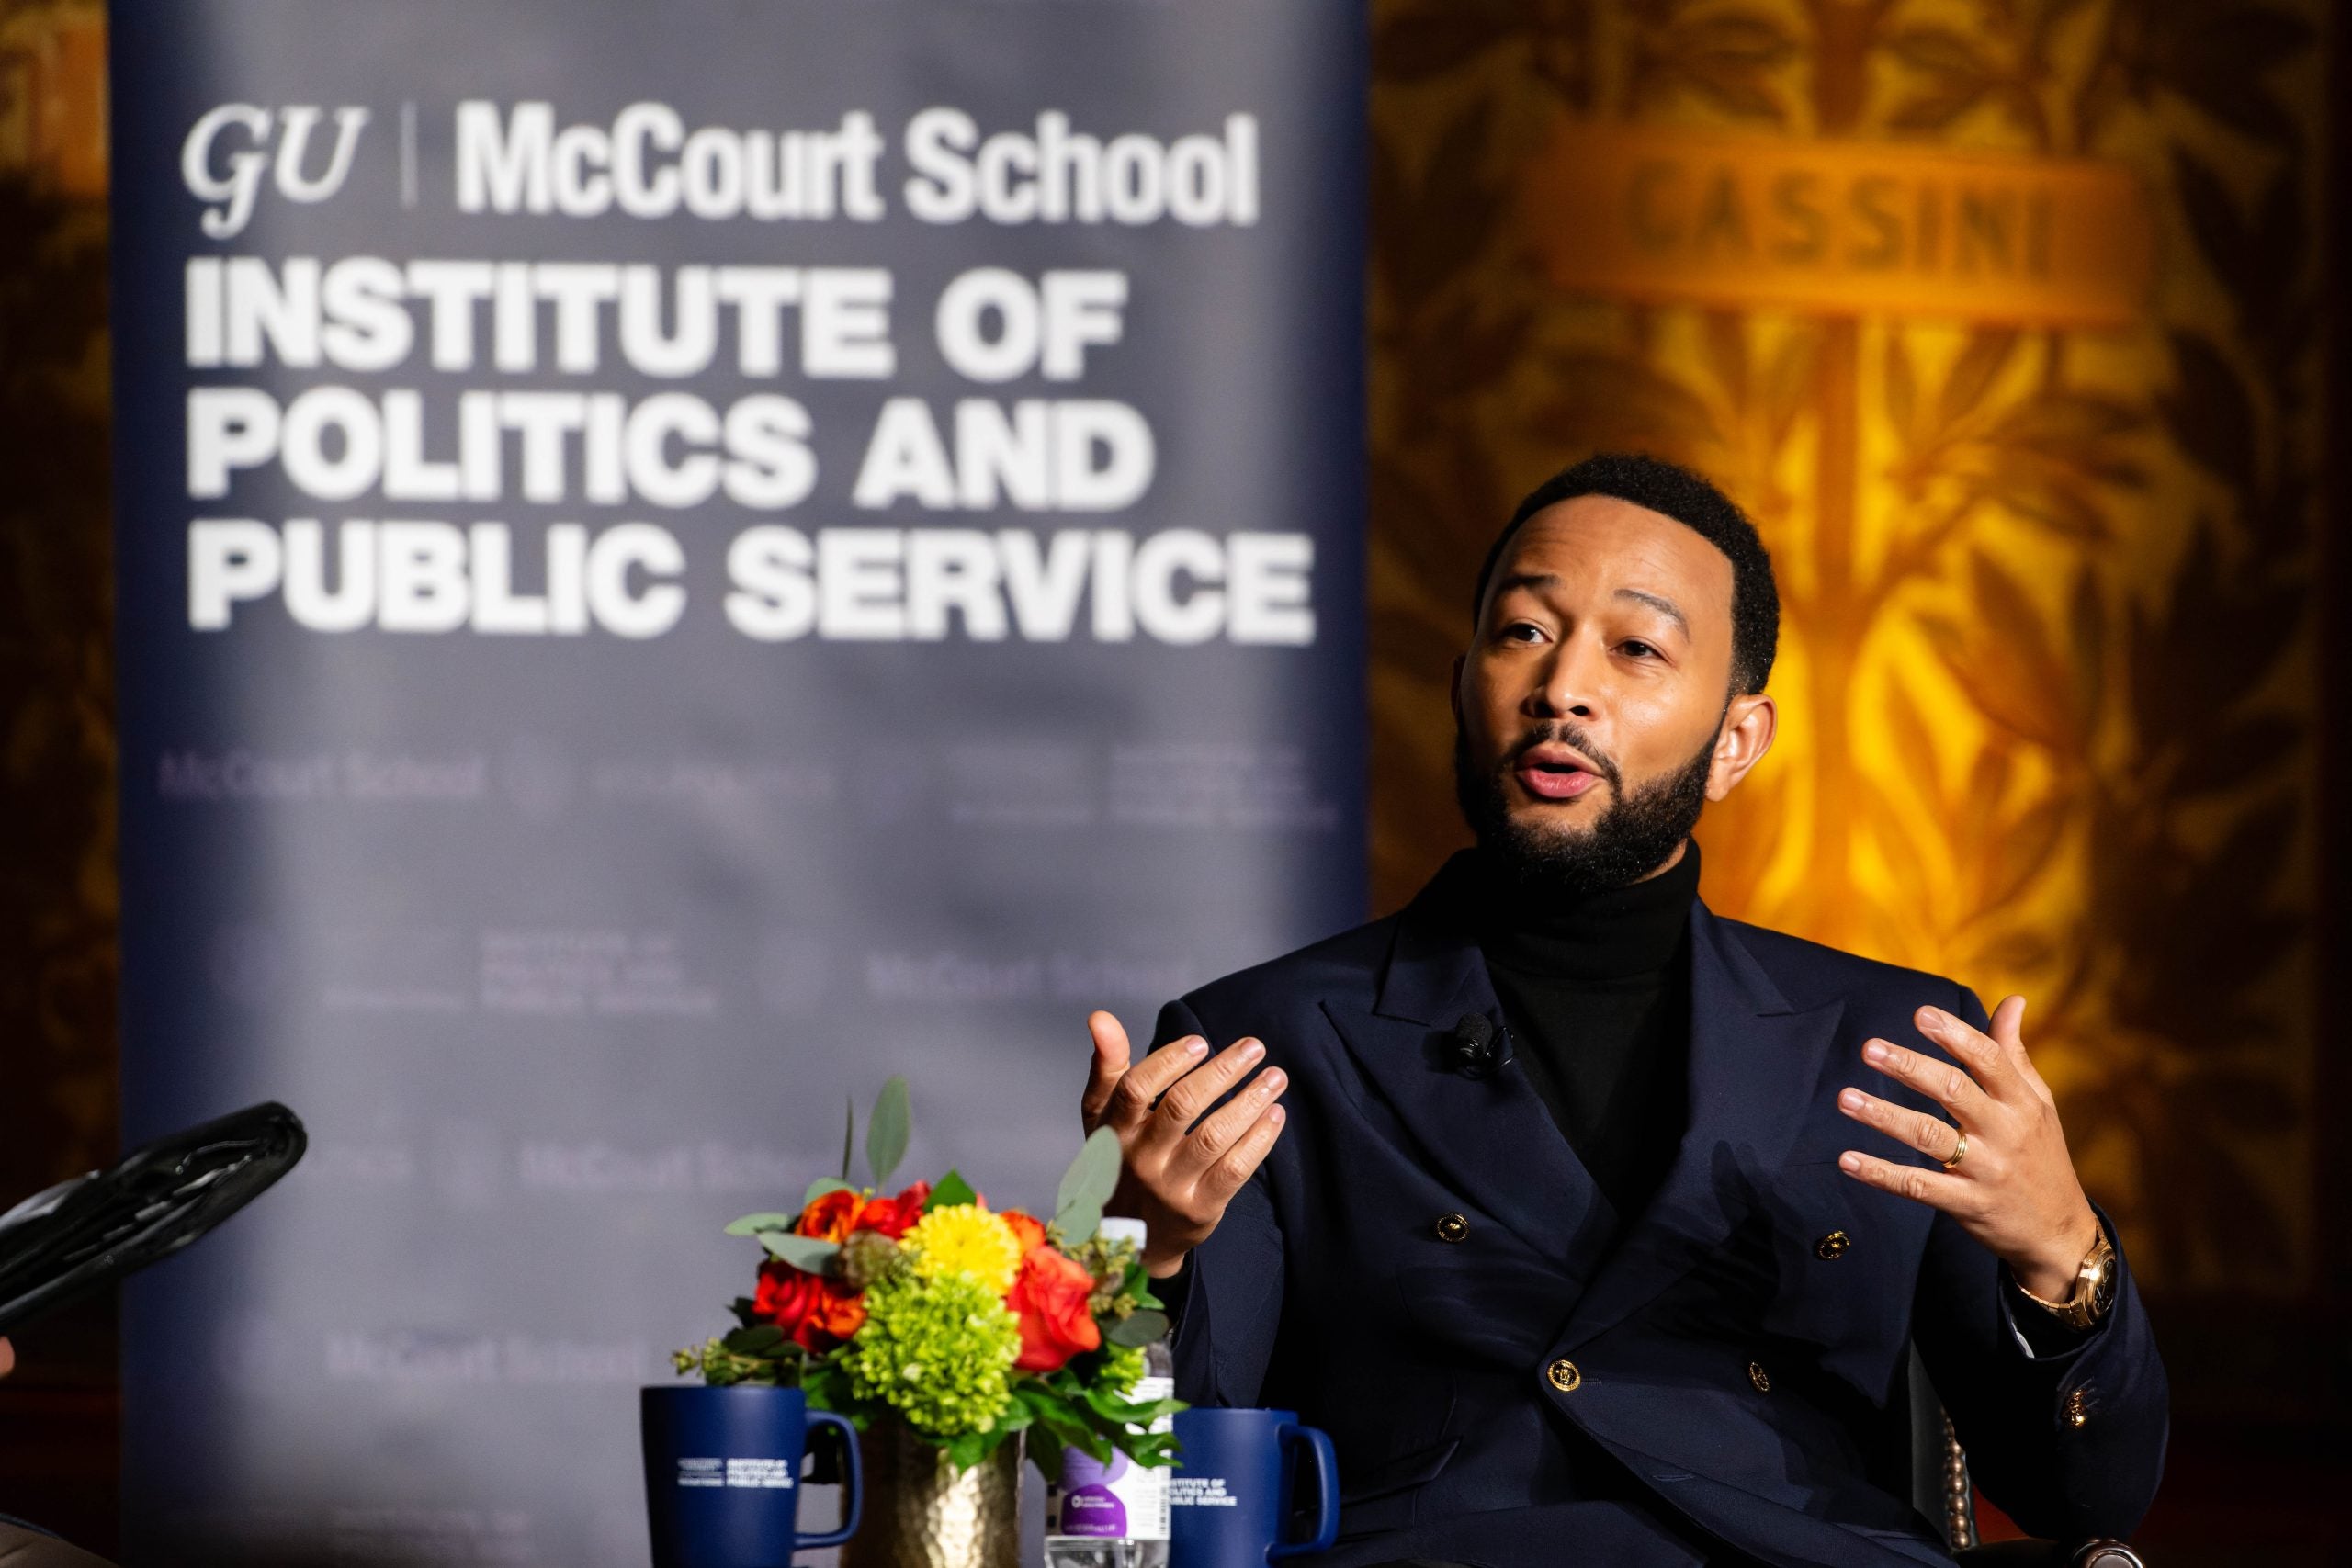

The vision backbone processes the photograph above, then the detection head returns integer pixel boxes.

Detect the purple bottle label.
[1056,1483,1129,1537]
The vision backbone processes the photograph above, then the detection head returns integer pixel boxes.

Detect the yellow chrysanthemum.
[904,1203,1024,1294]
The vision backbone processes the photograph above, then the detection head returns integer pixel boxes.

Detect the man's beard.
[1453,717,1716,897]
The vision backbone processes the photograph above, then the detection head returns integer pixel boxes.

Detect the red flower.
[753,1260,819,1330]
[1007,1246,1102,1373]
[752,1260,867,1350]
[853,1180,932,1240]
[1001,1210,1047,1255]
[797,1189,863,1243]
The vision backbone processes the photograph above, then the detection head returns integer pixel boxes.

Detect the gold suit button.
[2063,1388,2090,1429]
[1747,1360,1772,1393]
[1815,1230,1851,1260]
[1546,1358,1582,1393]
[1434,1213,1470,1244]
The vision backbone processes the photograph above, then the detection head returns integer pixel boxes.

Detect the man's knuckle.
[1155,1083,1203,1122]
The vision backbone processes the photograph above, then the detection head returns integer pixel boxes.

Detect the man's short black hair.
[1471,452,1781,694]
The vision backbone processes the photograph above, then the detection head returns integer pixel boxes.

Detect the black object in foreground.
[0,1101,306,1336]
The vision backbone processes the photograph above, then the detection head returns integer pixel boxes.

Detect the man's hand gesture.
[1081,1011,1289,1278]
[1837,996,2101,1302]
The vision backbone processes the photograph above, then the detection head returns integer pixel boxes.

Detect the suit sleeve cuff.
[1996,1208,2124,1362]
[1999,1269,2101,1359]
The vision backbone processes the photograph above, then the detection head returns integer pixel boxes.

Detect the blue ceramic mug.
[1170,1407,1339,1567]
[642,1384,863,1568]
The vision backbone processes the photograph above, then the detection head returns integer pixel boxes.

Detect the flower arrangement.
[674,1077,1180,1476]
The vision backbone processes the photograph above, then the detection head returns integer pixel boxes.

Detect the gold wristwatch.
[2015,1227,2118,1331]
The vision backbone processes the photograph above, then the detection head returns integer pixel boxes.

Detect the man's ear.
[1706,692,1777,801]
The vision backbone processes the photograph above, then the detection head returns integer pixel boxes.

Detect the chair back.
[1904,1344,1977,1550]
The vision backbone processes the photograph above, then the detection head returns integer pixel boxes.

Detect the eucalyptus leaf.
[840,1095,855,1180]
[1051,1127,1122,1242]
[758,1231,841,1272]
[1054,1200,1104,1248]
[866,1076,911,1188]
[926,1169,977,1211]
[801,1176,855,1208]
[1105,1309,1169,1348]
[725,1212,801,1237]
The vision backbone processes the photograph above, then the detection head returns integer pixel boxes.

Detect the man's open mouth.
[1513,750,1603,802]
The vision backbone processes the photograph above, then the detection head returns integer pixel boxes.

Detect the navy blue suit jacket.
[1152,859,2166,1568]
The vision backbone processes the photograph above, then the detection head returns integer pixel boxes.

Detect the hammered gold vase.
[839,1423,1023,1568]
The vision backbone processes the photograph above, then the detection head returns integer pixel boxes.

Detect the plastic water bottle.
[1044,1218,1172,1568]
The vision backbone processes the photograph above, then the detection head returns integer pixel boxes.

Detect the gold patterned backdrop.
[0,0,117,1543]
[0,0,112,1205]
[1369,0,2327,1296]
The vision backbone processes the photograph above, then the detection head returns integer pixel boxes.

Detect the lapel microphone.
[1449,1013,1510,1078]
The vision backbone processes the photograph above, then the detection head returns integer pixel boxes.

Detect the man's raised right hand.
[1081,1010,1290,1278]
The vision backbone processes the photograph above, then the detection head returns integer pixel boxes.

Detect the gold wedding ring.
[1942,1129,1968,1170]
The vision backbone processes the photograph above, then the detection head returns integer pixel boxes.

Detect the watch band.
[2015,1229,2116,1331]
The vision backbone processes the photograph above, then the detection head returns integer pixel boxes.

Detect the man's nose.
[1527,637,1601,719]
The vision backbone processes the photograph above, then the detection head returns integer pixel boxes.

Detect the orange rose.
[854,1181,933,1240]
[803,1280,867,1348]
[752,1260,867,1351]
[1001,1210,1047,1254]
[1008,1245,1102,1373]
[797,1188,864,1243]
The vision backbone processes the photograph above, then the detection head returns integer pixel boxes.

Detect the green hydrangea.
[1095,1342,1146,1395]
[842,1271,1020,1437]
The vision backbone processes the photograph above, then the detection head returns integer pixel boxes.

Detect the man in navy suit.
[1080,456,2165,1567]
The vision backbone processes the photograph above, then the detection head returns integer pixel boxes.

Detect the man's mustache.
[1506,720,1624,794]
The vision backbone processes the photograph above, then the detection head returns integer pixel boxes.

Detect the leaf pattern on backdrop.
[1370,0,2322,1291]
[0,0,116,1202]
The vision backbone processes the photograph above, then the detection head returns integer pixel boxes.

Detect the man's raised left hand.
[1836,996,2101,1303]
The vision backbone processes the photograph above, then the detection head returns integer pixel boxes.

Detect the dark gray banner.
[108,3,1364,1561]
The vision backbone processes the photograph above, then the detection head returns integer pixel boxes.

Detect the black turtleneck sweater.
[1475,840,1702,1227]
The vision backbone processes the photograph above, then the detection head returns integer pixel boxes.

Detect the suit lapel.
[1323,855,1610,1270]
[1556,902,1845,1351]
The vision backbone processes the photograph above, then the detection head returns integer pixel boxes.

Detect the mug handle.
[1270,1425,1339,1558]
[798,1410,864,1551]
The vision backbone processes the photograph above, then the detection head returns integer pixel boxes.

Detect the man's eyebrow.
[1616,588,1689,637]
